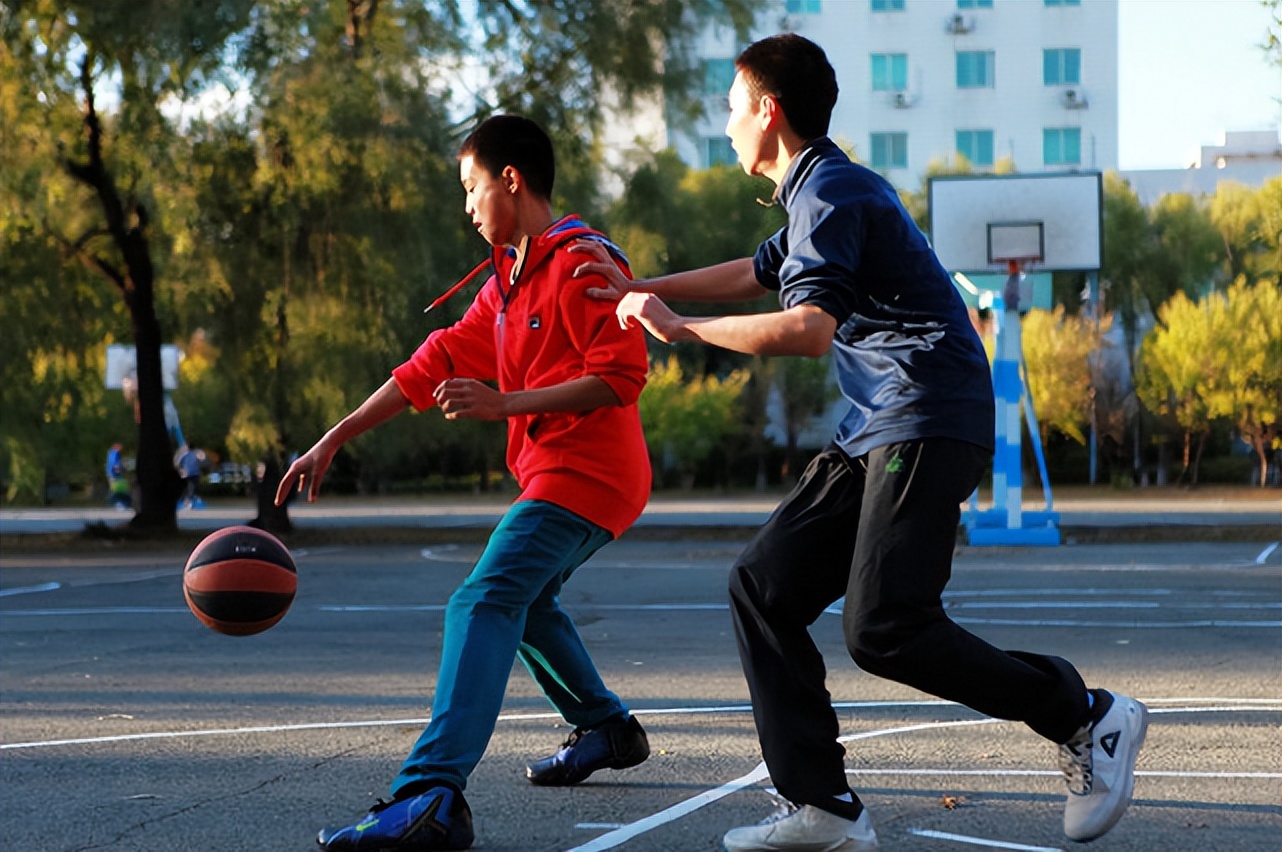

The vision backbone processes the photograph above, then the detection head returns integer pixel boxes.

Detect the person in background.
[105,443,131,510]
[176,444,204,509]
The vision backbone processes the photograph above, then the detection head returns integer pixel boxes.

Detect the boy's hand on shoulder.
[617,292,689,344]
[569,240,632,302]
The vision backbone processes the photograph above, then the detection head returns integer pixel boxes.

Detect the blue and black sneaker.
[526,714,649,786]
[317,783,473,851]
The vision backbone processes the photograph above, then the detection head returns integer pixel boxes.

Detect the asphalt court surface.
[2,538,1279,851]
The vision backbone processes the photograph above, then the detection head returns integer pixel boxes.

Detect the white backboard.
[105,344,182,391]
[928,172,1103,273]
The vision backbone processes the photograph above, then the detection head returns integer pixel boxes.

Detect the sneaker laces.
[756,795,802,826]
[559,726,590,750]
[1058,725,1094,795]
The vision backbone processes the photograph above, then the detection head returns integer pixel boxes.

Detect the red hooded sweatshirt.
[391,216,651,537]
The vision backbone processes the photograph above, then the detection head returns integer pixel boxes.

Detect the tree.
[1264,0,1282,66]
[1148,192,1224,298]
[638,355,749,487]
[1022,307,1103,445]
[766,355,834,481]
[1205,279,1282,486]
[4,0,255,528]
[1136,293,1218,483]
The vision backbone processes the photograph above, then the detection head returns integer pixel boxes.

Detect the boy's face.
[725,72,770,176]
[460,155,518,247]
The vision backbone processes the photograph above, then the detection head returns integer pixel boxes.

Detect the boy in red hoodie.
[277,114,652,852]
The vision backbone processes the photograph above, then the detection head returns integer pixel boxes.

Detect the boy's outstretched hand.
[275,443,336,506]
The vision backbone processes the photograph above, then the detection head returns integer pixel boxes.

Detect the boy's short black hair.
[458,114,555,200]
[735,34,838,142]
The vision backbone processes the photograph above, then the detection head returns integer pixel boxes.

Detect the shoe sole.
[1066,698,1149,842]
[724,836,876,851]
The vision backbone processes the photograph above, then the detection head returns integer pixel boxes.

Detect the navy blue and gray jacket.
[753,137,995,458]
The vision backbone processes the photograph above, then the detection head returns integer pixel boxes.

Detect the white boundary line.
[909,827,1062,851]
[3,601,1280,629]
[0,582,61,597]
[3,699,1277,752]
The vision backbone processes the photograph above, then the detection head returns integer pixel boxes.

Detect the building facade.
[1119,130,1282,204]
[672,0,1119,187]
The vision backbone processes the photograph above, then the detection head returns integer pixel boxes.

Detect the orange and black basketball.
[183,526,297,636]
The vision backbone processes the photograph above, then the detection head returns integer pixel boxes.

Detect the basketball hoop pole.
[966,259,1060,546]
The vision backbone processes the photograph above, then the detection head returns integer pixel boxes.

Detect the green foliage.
[639,355,749,482]
[1203,279,1282,485]
[1136,291,1218,481]
[1139,279,1282,485]
[607,150,783,276]
[1022,307,1103,445]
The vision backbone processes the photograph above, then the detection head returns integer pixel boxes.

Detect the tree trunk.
[1190,430,1207,486]
[66,56,181,531]
[251,454,293,535]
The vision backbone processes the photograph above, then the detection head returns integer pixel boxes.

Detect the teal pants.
[392,500,627,795]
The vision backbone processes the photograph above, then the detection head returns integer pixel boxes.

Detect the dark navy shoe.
[317,784,474,851]
[526,714,649,786]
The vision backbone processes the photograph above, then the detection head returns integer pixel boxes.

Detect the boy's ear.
[501,165,521,194]
[760,93,783,132]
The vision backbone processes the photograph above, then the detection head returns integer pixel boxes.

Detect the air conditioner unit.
[1061,87,1088,109]
[891,91,914,109]
[946,14,974,35]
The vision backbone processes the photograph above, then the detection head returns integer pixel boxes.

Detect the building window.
[956,51,995,88]
[870,132,908,169]
[956,129,994,166]
[702,58,736,96]
[1043,128,1081,165]
[872,0,905,11]
[871,53,909,92]
[957,0,992,7]
[1044,0,1081,5]
[704,136,736,168]
[786,0,822,12]
[1043,48,1081,85]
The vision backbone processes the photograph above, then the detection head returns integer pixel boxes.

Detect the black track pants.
[728,439,1090,816]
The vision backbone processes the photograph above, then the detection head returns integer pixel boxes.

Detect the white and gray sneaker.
[723,800,877,851]
[1059,689,1149,842]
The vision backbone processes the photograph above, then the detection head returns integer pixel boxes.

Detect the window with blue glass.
[704,137,736,168]
[955,129,994,166]
[957,0,992,7]
[702,58,737,96]
[786,0,822,12]
[956,51,995,88]
[872,0,905,11]
[870,132,908,169]
[1043,128,1081,165]
[871,54,909,92]
[1043,48,1081,85]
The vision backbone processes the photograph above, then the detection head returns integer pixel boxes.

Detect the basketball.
[183,526,297,636]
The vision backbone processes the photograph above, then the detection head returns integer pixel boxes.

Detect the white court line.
[1257,542,1279,564]
[564,763,771,852]
[851,769,1281,780]
[909,827,1062,851]
[0,700,955,751]
[5,601,1280,631]
[0,582,61,597]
